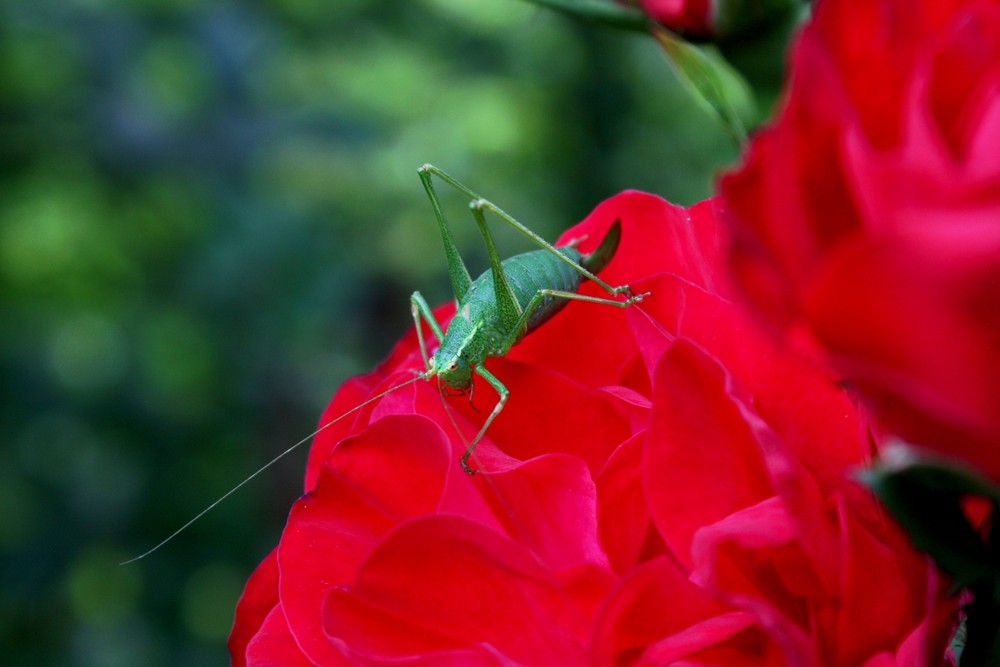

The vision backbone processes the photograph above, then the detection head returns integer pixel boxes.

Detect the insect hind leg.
[500,288,642,352]
[418,165,473,302]
[469,197,640,301]
[418,164,641,300]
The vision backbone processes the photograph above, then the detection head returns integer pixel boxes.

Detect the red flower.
[634,0,798,39]
[721,0,1000,482]
[230,193,955,666]
[636,0,712,35]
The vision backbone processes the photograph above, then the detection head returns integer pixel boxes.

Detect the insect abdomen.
[500,247,584,334]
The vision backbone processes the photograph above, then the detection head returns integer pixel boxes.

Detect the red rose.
[635,0,798,39]
[637,0,712,35]
[230,193,955,666]
[721,0,1000,482]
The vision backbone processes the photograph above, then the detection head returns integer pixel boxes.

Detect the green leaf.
[652,26,755,145]
[860,447,999,588]
[518,0,649,33]
[860,446,1000,666]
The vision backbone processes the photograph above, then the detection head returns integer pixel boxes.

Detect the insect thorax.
[431,310,479,390]
[432,245,587,390]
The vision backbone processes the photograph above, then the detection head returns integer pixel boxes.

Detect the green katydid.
[121,164,646,563]
[411,164,646,473]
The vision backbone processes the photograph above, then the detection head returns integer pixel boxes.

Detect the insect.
[411,164,646,473]
[122,164,645,563]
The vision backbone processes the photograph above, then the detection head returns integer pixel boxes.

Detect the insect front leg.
[410,291,446,373]
[461,365,509,475]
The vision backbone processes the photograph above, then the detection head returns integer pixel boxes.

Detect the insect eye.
[447,361,458,372]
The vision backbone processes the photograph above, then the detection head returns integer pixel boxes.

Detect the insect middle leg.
[455,288,642,473]
[462,364,508,475]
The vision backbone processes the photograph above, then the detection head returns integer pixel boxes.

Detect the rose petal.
[690,497,822,662]
[279,415,453,664]
[592,556,783,666]
[830,496,931,666]
[475,452,610,570]
[306,303,456,490]
[632,272,875,512]
[245,605,318,667]
[596,431,659,574]
[447,358,632,476]
[324,515,603,665]
[644,338,774,565]
[720,0,1000,482]
[513,192,725,388]
[229,548,280,667]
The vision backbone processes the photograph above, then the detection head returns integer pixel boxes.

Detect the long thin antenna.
[121,373,426,564]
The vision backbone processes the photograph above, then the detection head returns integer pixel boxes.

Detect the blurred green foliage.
[0,0,788,665]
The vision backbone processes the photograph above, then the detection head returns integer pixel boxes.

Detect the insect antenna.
[121,373,425,565]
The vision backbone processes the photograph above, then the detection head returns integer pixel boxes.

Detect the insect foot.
[614,285,650,305]
[626,290,651,305]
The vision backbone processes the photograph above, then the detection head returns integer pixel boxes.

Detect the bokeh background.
[0,1,792,664]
